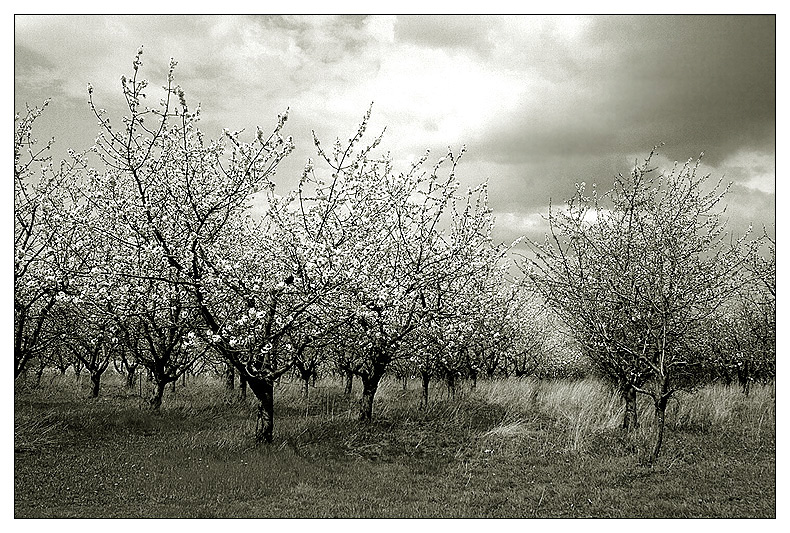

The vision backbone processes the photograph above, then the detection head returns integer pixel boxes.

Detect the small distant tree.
[49,343,72,376]
[287,305,345,400]
[703,233,775,393]
[58,310,117,398]
[535,334,591,380]
[527,150,754,461]
[333,343,362,395]
[464,280,518,382]
[113,346,140,390]
[504,294,553,379]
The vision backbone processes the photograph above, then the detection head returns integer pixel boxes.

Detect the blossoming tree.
[83,49,295,424]
[526,149,756,461]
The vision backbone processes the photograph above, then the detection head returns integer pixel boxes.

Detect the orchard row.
[15,51,774,460]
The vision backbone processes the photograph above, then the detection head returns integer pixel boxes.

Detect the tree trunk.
[89,371,102,398]
[125,365,137,389]
[420,371,430,408]
[621,384,639,431]
[359,371,384,421]
[470,371,478,391]
[650,395,669,463]
[301,373,311,400]
[738,362,751,396]
[149,380,167,411]
[239,373,247,401]
[250,379,274,443]
[344,369,353,395]
[446,373,456,400]
[224,362,235,390]
[35,364,45,388]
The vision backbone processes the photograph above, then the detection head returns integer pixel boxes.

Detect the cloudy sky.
[14,15,776,247]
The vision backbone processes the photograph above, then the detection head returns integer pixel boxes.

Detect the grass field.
[14,372,775,518]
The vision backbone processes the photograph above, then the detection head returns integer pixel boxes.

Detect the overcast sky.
[14,14,776,247]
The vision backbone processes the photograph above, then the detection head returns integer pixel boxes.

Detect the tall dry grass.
[16,369,775,459]
[471,377,775,454]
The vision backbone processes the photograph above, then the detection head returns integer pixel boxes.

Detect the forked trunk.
[344,369,353,395]
[301,374,311,400]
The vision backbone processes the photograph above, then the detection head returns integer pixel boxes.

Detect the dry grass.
[14,371,775,518]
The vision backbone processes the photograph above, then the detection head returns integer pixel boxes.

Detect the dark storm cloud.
[599,15,775,160]
[471,15,775,165]
[462,15,775,217]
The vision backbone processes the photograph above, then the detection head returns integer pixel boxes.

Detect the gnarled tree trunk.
[358,375,380,421]
[446,373,456,400]
[125,365,137,389]
[299,369,312,400]
[359,366,388,421]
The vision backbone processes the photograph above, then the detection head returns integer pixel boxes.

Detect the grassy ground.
[14,372,775,518]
